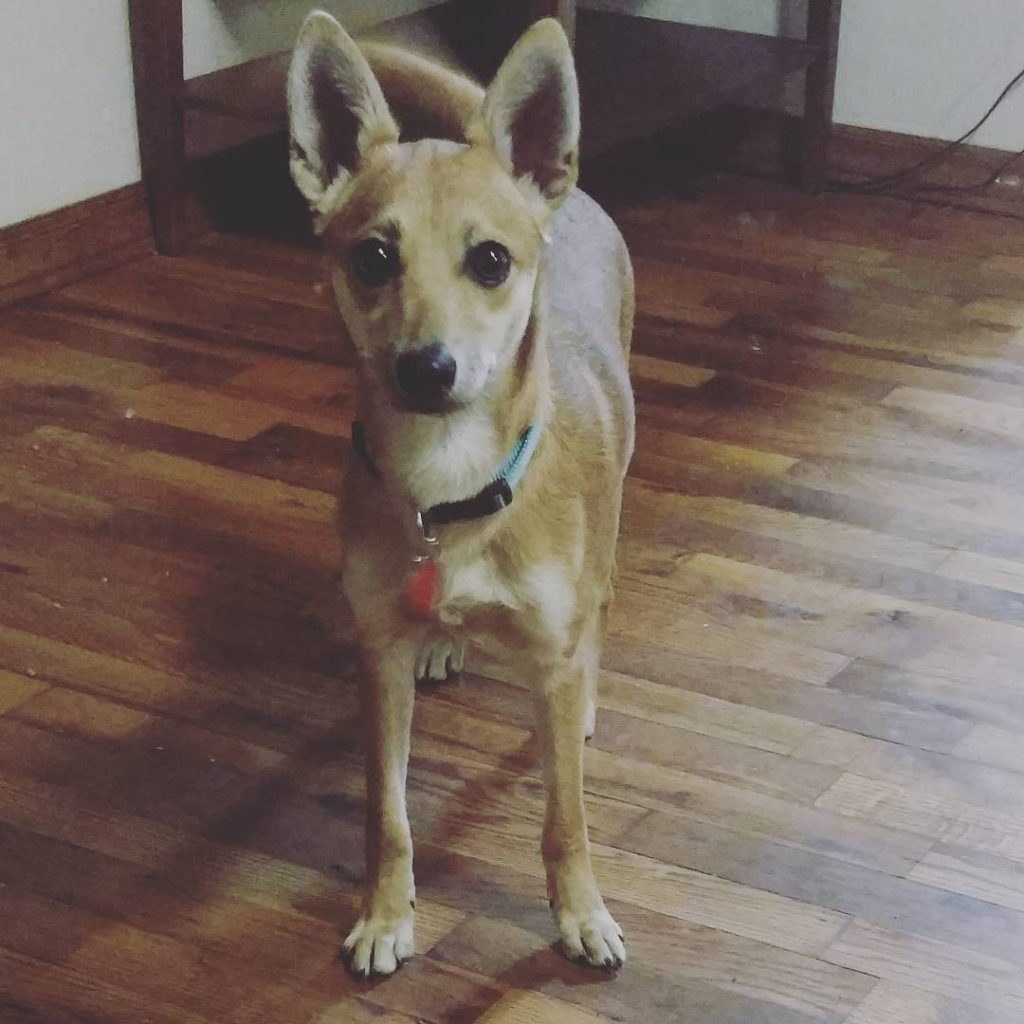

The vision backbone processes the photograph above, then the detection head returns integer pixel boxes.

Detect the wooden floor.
[3,170,1024,1024]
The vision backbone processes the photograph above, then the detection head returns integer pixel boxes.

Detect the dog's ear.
[287,10,399,209]
[477,18,579,208]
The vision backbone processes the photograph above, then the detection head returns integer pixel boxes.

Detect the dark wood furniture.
[128,0,841,254]
[128,0,187,255]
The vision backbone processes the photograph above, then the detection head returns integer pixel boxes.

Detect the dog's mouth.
[395,389,461,416]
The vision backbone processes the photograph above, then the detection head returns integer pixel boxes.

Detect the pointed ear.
[477,19,579,208]
[287,10,399,210]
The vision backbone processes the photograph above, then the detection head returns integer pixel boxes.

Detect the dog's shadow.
[136,483,616,1015]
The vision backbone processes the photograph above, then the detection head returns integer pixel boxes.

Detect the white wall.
[0,0,445,230]
[180,0,448,78]
[582,0,1024,151]
[833,0,1024,150]
[1,2,140,229]
[3,0,1024,229]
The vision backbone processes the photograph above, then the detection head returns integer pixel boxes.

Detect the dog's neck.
[357,290,551,518]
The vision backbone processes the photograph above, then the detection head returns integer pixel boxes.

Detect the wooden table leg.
[798,0,842,192]
[128,0,187,254]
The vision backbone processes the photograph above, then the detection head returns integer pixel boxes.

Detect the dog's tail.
[359,40,485,144]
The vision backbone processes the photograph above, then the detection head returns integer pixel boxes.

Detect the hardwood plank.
[418,848,872,1022]
[0,772,466,946]
[476,991,610,1023]
[622,483,952,574]
[589,754,932,877]
[413,684,933,877]
[815,774,1024,863]
[0,304,247,382]
[589,709,839,805]
[52,263,343,361]
[823,919,1024,1016]
[603,638,971,753]
[430,822,849,957]
[5,425,338,563]
[610,579,852,687]
[845,980,1016,1024]
[882,387,1024,442]
[0,671,47,715]
[596,667,818,754]
[620,490,1024,632]
[0,619,348,753]
[626,450,1024,567]
[0,884,307,1019]
[0,947,217,1024]
[637,419,801,475]
[954,724,1024,775]
[937,549,1024,598]
[629,351,717,389]
[641,553,1024,691]
[11,687,289,773]
[908,846,1024,915]
[432,914,830,1024]
[617,811,1024,961]
[829,660,1024,736]
[817,741,1024,821]
[125,378,352,441]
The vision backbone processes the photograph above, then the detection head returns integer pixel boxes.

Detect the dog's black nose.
[394,343,457,410]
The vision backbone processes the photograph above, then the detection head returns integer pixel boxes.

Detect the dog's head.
[288,12,578,416]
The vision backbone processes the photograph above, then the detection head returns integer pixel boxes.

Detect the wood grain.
[3,162,1024,1021]
[0,184,152,308]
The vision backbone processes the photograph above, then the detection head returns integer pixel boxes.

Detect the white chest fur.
[436,555,518,626]
[436,554,575,650]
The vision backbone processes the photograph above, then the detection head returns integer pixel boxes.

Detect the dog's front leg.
[342,639,417,977]
[536,660,626,970]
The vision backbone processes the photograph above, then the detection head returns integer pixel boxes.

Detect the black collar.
[350,420,539,530]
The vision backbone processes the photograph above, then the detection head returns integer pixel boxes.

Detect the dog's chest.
[432,555,575,651]
[435,556,518,626]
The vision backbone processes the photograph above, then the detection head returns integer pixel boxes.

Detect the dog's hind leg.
[578,586,614,740]
[577,621,600,741]
[342,638,418,977]
[414,635,465,685]
[535,657,626,970]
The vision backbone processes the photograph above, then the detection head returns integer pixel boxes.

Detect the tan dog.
[288,10,634,977]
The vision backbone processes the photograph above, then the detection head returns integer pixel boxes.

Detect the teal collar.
[351,421,541,530]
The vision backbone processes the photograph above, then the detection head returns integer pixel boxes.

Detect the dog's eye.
[466,241,511,287]
[351,238,400,287]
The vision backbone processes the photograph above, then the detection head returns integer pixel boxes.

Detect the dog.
[287,10,635,977]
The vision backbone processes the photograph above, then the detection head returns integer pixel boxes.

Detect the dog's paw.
[414,637,464,685]
[555,903,626,971]
[341,911,415,978]
[583,698,597,741]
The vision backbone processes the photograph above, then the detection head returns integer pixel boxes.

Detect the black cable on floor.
[828,63,1024,195]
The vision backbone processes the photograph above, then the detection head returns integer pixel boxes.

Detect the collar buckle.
[412,509,439,562]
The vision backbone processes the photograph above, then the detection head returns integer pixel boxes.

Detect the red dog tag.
[403,559,439,618]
